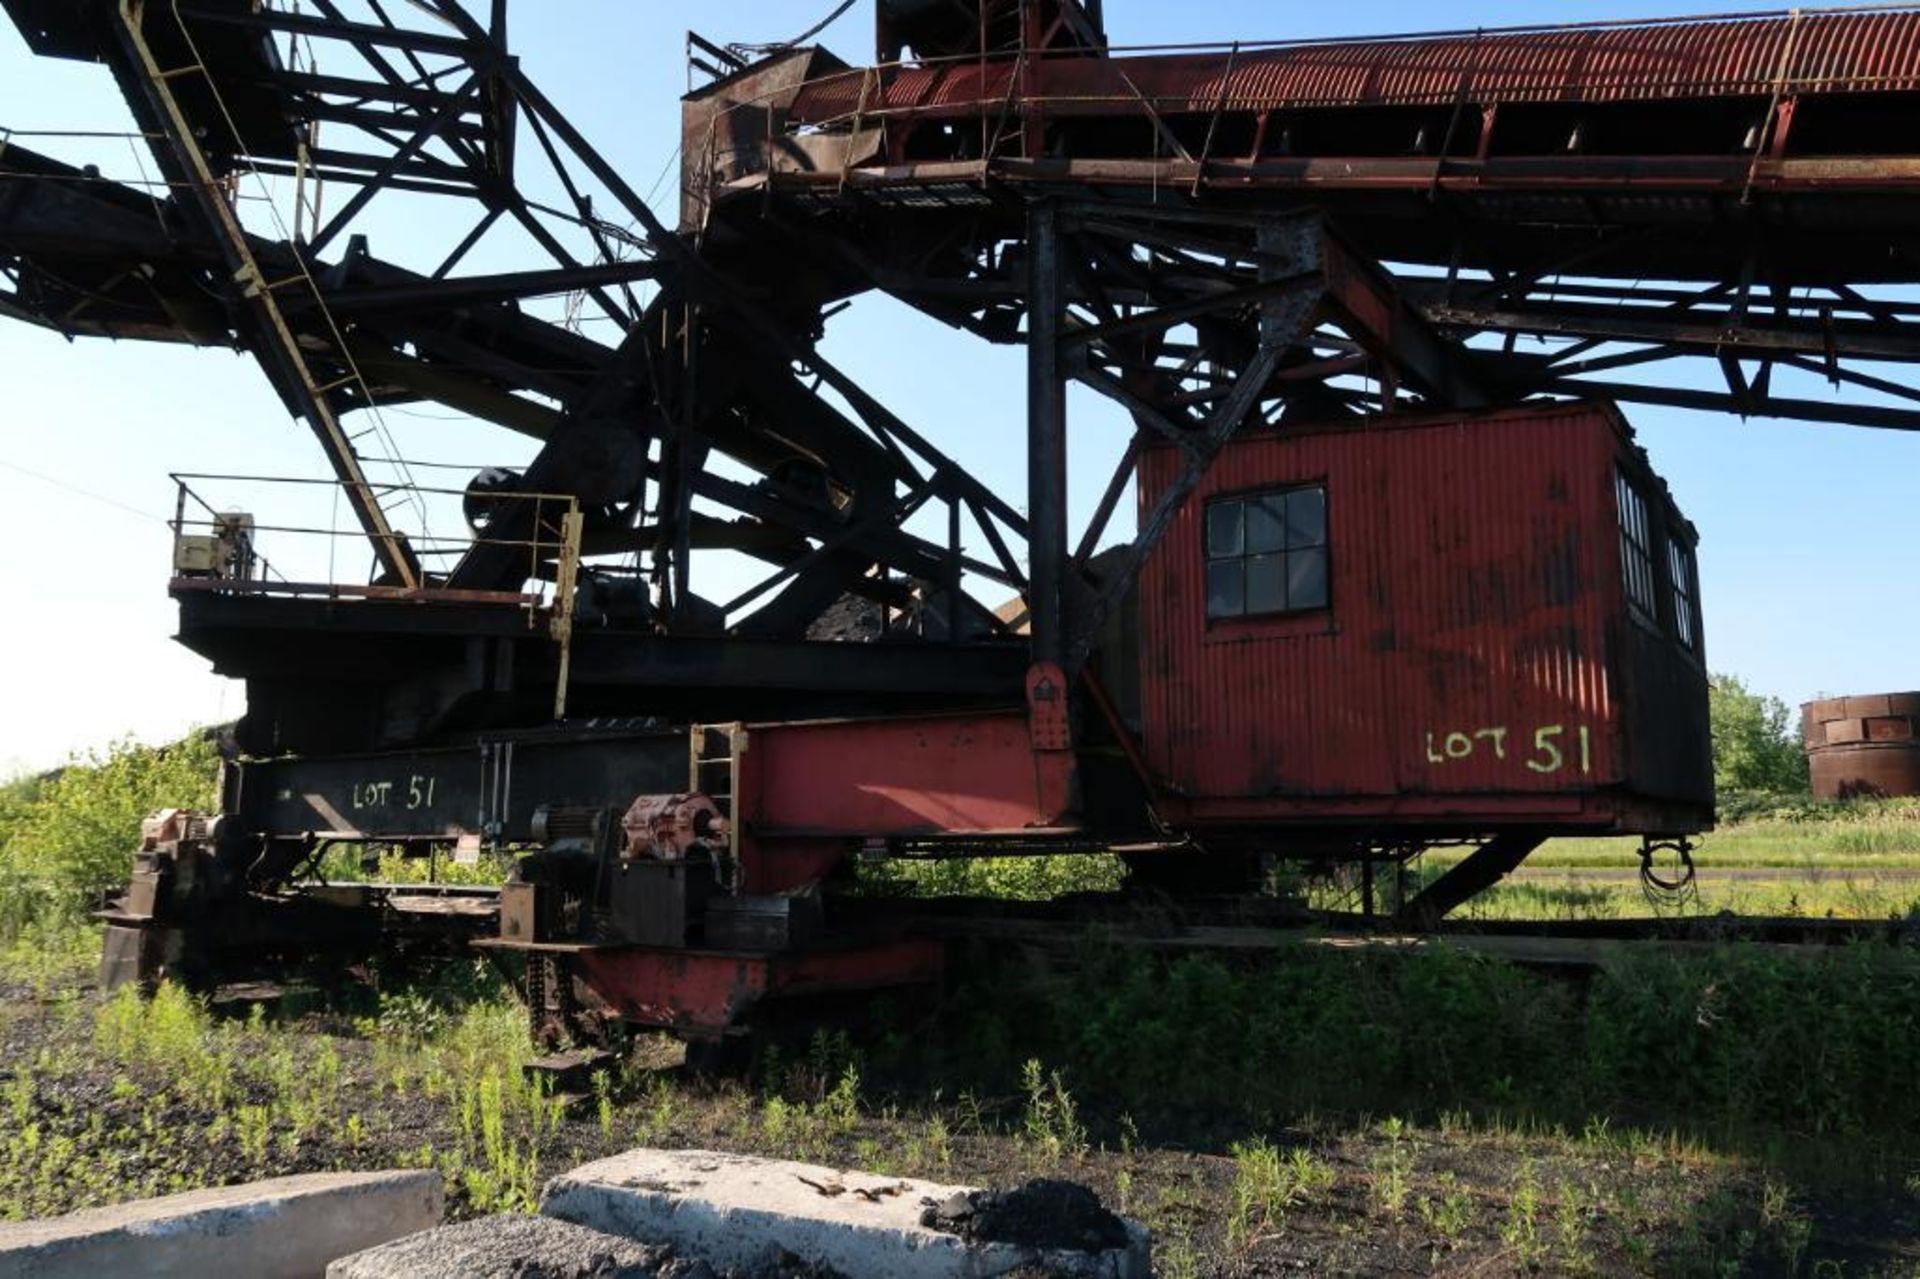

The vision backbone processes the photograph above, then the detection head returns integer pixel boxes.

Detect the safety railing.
[168,472,596,716]
[168,472,583,598]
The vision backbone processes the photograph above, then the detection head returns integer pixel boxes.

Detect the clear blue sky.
[1,2,1915,773]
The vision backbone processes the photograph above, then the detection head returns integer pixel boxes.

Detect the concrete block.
[542,1149,1150,1279]
[328,1214,664,1279]
[0,1170,442,1279]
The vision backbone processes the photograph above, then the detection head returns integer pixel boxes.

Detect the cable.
[1639,837,1700,911]
[0,128,164,140]
[0,458,169,524]
[729,0,858,58]
[158,0,432,538]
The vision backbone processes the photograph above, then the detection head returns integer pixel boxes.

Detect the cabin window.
[1205,485,1329,620]
[1615,470,1659,628]
[1669,538,1700,653]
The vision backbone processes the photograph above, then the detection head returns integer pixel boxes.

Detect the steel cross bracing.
[8,0,1920,719]
[719,3,1920,435]
[0,0,1040,650]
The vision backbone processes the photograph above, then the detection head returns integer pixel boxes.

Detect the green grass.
[1444,875,1920,923]
[1382,796,1920,921]
[857,852,1126,900]
[1502,797,1920,871]
[1,939,1915,1274]
[313,847,512,888]
[921,939,1920,1156]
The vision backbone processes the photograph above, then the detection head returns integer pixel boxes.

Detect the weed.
[1554,1177,1596,1273]
[820,1063,861,1136]
[1417,1172,1476,1243]
[1760,1177,1817,1273]
[594,1070,614,1138]
[92,983,233,1105]
[634,1077,680,1145]
[1500,1160,1543,1268]
[1369,1117,1413,1217]
[761,1095,793,1145]
[1157,1234,1202,1279]
[1227,1137,1317,1249]
[921,1113,952,1169]
[1019,1059,1087,1163]
[235,1104,272,1164]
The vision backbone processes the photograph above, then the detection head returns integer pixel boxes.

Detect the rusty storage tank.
[1803,694,1920,799]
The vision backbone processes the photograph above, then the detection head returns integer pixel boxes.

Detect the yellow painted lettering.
[1527,725,1565,774]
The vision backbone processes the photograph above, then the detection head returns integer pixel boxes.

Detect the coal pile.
[805,594,884,643]
[919,1179,1131,1254]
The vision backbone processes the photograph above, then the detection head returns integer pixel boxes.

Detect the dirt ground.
[1,982,1916,1279]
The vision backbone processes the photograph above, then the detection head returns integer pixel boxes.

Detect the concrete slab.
[541,1150,1150,1279]
[328,1214,666,1279]
[0,1170,442,1279]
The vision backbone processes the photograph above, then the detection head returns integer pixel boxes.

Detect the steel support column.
[1026,200,1069,672]
[1393,833,1545,930]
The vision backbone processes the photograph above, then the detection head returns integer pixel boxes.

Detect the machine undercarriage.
[6,0,1915,1045]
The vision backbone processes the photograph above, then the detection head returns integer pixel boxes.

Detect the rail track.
[853,894,1920,969]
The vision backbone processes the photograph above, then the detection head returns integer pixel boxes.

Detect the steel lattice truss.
[5,0,1920,681]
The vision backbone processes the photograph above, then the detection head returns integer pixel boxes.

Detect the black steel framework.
[2,0,1918,747]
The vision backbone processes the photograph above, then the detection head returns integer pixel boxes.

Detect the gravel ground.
[330,1215,671,1279]
[2,991,1916,1277]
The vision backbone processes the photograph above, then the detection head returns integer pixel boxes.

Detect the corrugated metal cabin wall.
[1376,407,1623,795]
[796,11,1920,117]
[1607,427,1715,810]
[1135,402,1637,806]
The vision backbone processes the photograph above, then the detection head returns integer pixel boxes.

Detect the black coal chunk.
[919,1179,1130,1253]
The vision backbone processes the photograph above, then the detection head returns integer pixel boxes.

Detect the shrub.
[1709,674,1809,796]
[908,940,1920,1152]
[0,737,220,939]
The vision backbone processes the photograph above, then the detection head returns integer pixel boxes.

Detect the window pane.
[1670,542,1697,649]
[1246,554,1287,614]
[1616,472,1658,622]
[1206,560,1245,618]
[1289,547,1331,610]
[1287,486,1327,548]
[1207,501,1244,558]
[1247,495,1287,554]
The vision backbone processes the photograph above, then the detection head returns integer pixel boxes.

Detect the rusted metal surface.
[736,711,1077,842]
[619,794,729,862]
[574,939,944,1037]
[798,11,1920,119]
[1134,402,1711,835]
[1805,694,1920,799]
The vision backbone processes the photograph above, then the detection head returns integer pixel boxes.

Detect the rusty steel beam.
[1395,832,1546,930]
